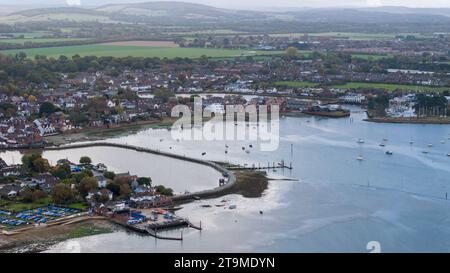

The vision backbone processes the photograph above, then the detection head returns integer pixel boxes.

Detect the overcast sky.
[1,0,450,9]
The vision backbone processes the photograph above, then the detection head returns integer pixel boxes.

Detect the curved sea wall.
[45,142,236,201]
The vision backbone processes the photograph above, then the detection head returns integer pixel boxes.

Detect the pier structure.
[227,160,293,171]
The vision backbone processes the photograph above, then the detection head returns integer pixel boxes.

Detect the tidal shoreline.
[44,117,178,146]
[364,117,450,124]
[0,219,114,253]
[0,140,272,252]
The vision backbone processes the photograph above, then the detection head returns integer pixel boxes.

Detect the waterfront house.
[32,173,58,193]
[0,184,22,199]
[94,174,108,188]
[87,189,113,201]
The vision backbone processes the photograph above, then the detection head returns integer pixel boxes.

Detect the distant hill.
[0,2,264,24]
[357,6,450,17]
[0,7,110,24]
[0,5,31,16]
[0,2,449,31]
[286,8,450,24]
[95,1,265,23]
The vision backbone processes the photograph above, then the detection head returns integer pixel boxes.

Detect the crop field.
[0,38,91,45]
[1,43,281,59]
[100,41,179,47]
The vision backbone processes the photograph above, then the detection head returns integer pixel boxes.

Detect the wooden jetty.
[114,217,202,241]
[227,160,293,171]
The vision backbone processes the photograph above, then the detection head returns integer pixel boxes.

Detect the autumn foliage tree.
[52,183,75,205]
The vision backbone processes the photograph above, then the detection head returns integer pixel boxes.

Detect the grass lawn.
[1,44,283,59]
[331,82,450,92]
[275,81,320,88]
[2,197,53,212]
[67,203,89,210]
[0,198,88,212]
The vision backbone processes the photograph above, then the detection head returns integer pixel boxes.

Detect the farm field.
[100,41,178,47]
[0,38,91,45]
[1,44,281,58]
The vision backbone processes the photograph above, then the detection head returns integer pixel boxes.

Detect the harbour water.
[5,106,450,252]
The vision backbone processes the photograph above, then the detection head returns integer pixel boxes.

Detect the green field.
[0,38,90,45]
[331,82,450,92]
[0,198,88,213]
[1,44,281,59]
[275,81,320,88]
[351,53,392,60]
